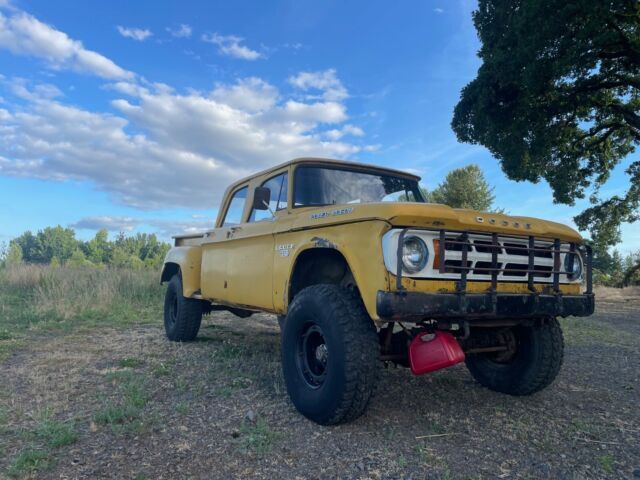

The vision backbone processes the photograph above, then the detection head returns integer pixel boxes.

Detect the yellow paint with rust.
[163,158,586,320]
[162,246,202,297]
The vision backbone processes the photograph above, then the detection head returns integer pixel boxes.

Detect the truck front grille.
[436,233,567,282]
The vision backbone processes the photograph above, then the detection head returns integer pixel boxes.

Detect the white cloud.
[104,81,149,97]
[0,8,374,211]
[70,215,214,238]
[71,215,213,238]
[167,24,192,38]
[201,32,262,60]
[71,216,139,232]
[0,11,133,79]
[434,8,444,14]
[116,26,152,41]
[325,124,364,140]
[288,69,348,101]
[0,75,366,209]
[211,77,278,112]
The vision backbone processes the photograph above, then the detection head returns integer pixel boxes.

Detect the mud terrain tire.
[164,274,202,342]
[281,285,380,425]
[465,318,564,395]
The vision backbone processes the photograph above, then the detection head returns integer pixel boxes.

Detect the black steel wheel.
[163,274,202,342]
[296,323,329,388]
[281,285,380,425]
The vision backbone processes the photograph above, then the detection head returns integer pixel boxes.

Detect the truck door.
[201,171,288,311]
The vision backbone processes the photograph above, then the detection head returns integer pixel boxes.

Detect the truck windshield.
[293,165,425,207]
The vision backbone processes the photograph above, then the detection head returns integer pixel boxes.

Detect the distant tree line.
[592,248,640,287]
[1,226,170,269]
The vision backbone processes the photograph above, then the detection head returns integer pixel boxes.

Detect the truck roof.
[226,157,421,191]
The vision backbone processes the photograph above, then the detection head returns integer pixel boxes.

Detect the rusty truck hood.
[289,202,582,243]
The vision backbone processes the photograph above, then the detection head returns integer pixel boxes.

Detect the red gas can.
[408,330,465,375]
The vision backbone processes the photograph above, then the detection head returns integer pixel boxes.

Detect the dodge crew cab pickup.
[161,157,594,425]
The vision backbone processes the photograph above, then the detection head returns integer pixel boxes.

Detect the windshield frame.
[292,163,425,209]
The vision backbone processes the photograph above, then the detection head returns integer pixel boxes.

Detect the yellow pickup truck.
[161,157,594,425]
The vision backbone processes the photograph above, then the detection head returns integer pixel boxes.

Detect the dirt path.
[1,304,639,479]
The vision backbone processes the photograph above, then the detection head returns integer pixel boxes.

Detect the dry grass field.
[0,265,638,479]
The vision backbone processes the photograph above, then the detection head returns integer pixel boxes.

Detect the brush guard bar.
[377,228,594,321]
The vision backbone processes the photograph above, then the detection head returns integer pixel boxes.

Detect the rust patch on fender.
[311,237,337,249]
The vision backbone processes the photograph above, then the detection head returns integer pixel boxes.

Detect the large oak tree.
[452,0,640,250]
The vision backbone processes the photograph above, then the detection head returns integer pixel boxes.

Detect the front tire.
[163,274,202,342]
[281,285,380,425]
[465,318,564,395]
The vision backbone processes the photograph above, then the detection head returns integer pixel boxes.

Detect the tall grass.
[0,264,164,343]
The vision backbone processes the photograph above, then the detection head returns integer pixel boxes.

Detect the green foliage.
[590,246,640,286]
[426,164,498,211]
[67,249,90,268]
[452,0,640,249]
[35,416,78,448]
[239,417,282,455]
[8,449,52,477]
[84,229,111,264]
[9,227,170,269]
[5,243,23,266]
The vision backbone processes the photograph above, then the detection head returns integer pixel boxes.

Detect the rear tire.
[281,285,380,425]
[465,318,564,395]
[163,274,202,342]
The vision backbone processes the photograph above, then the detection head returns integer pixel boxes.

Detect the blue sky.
[0,0,638,253]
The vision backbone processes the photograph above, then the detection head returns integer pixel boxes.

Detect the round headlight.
[401,236,429,273]
[564,253,583,280]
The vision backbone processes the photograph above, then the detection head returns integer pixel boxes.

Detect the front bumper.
[376,291,595,321]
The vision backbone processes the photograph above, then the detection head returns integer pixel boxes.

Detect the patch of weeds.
[119,357,144,368]
[416,444,446,468]
[8,449,52,477]
[217,343,244,361]
[214,384,236,398]
[152,362,172,377]
[105,369,135,383]
[35,418,78,448]
[94,404,140,426]
[93,373,151,432]
[0,329,12,340]
[239,417,282,455]
[0,404,8,428]
[212,376,253,398]
[176,402,189,415]
[598,455,614,474]
[0,338,24,362]
[123,380,150,408]
[570,419,599,436]
[174,377,189,393]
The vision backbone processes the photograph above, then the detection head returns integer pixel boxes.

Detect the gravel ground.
[1,299,639,479]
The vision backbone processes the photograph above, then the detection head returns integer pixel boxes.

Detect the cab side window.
[249,172,288,222]
[222,186,248,226]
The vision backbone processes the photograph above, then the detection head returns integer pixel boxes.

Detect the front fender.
[161,246,202,297]
[276,220,393,320]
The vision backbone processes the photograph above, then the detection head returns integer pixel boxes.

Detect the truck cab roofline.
[226,157,421,192]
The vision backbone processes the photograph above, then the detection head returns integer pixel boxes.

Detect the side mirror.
[252,186,271,210]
